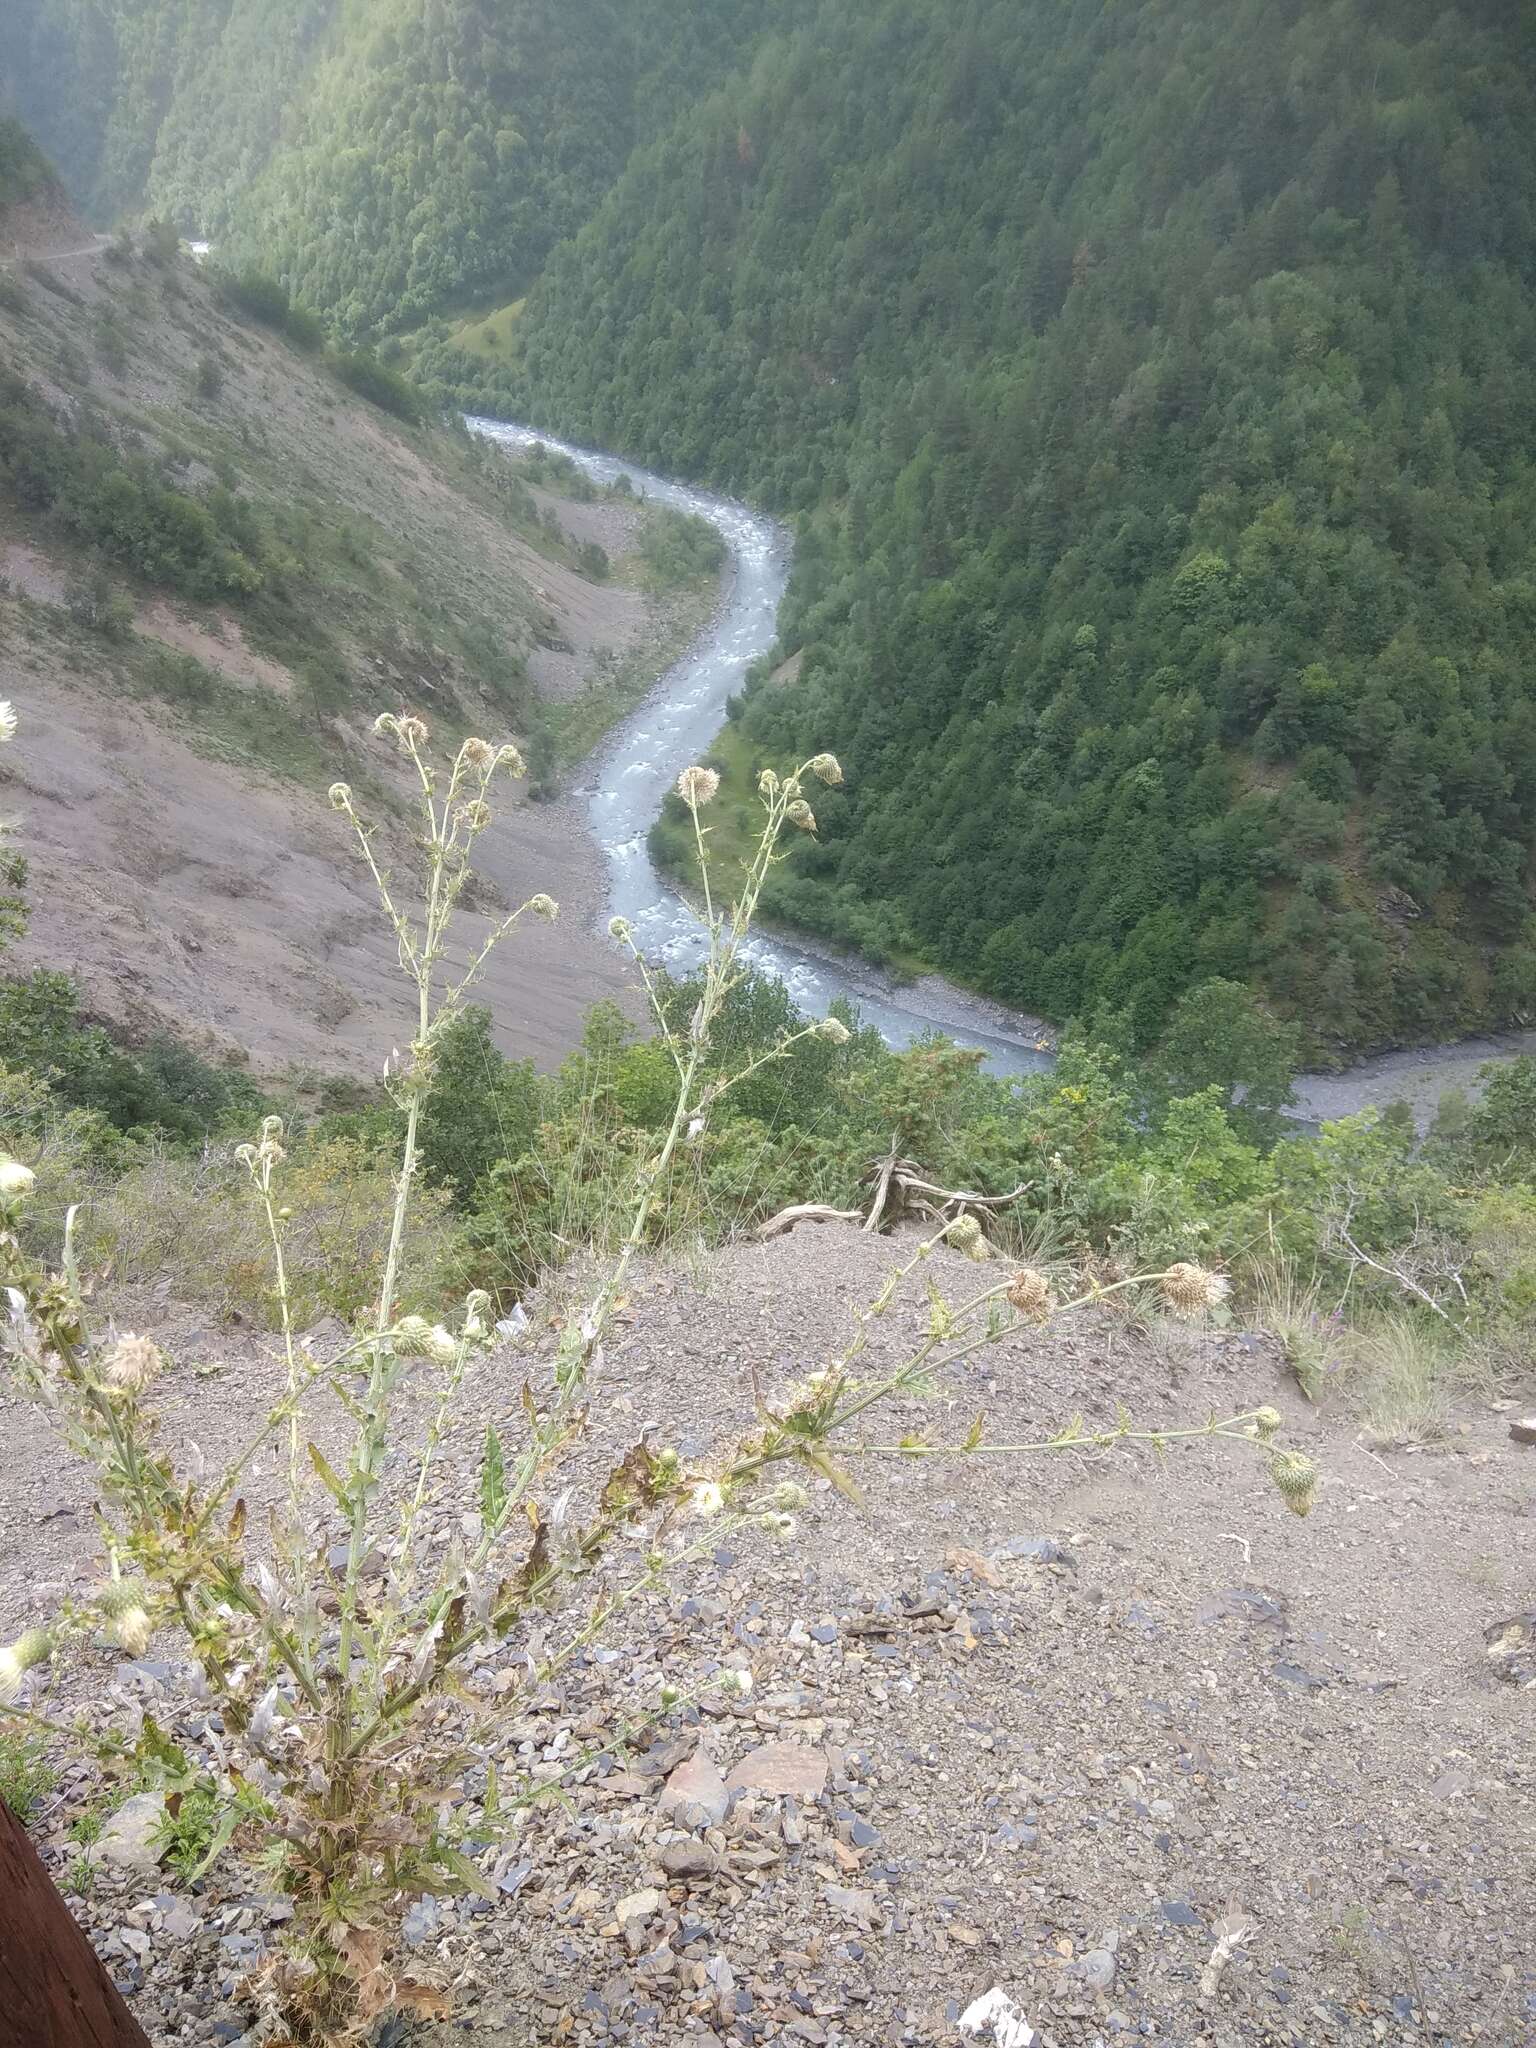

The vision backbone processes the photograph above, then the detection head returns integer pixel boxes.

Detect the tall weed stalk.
[0,710,1311,2044]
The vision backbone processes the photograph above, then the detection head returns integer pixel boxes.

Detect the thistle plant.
[0,713,1314,2045]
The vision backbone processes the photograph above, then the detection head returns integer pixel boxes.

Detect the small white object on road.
[958,1988,1036,2047]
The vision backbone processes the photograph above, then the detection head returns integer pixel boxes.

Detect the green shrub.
[0,1730,56,1822]
[329,349,424,422]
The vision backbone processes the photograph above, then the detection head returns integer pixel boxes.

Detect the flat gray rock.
[97,1792,167,1874]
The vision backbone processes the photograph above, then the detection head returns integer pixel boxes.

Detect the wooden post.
[0,1799,152,2047]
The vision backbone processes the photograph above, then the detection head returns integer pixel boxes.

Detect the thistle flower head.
[372,713,399,738]
[786,799,817,833]
[460,737,496,771]
[691,1480,726,1519]
[676,765,720,807]
[327,782,352,812]
[768,1480,809,1510]
[0,1156,36,1202]
[809,752,844,787]
[463,1289,493,1340]
[528,893,558,922]
[1006,1267,1055,1320]
[397,715,430,750]
[760,1511,797,1542]
[608,915,633,942]
[818,1015,851,1045]
[1252,1404,1284,1443]
[0,1628,53,1703]
[1160,1261,1230,1315]
[100,1333,164,1395]
[758,768,780,799]
[497,743,527,778]
[113,1606,154,1657]
[945,1213,990,1261]
[727,1668,753,1698]
[393,1314,437,1358]
[456,799,493,832]
[1271,1448,1319,1519]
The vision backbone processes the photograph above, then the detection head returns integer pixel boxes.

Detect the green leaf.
[307,1441,349,1508]
[428,1844,499,1901]
[191,1801,242,1881]
[480,1425,507,1529]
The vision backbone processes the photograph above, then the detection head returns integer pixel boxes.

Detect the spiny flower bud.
[760,1511,797,1542]
[677,765,720,807]
[528,893,558,922]
[327,782,353,811]
[0,700,16,745]
[0,1157,36,1201]
[809,752,844,786]
[0,1628,54,1703]
[393,1314,436,1357]
[608,915,633,942]
[818,1016,850,1045]
[1160,1262,1230,1315]
[768,1481,809,1510]
[1252,1405,1284,1443]
[372,713,399,738]
[457,799,492,832]
[93,1579,151,1623]
[460,737,496,771]
[1271,1449,1319,1519]
[497,743,527,777]
[397,715,430,750]
[758,768,779,798]
[100,1333,164,1395]
[785,799,817,833]
[659,1683,681,1708]
[945,1214,990,1261]
[1006,1267,1054,1320]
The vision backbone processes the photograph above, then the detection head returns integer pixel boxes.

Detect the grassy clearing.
[446,297,526,365]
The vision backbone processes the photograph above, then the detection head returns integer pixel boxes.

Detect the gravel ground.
[3,1226,1534,2047]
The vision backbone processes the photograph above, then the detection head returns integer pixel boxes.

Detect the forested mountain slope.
[0,0,797,334]
[6,0,1536,1055]
[508,0,1536,1053]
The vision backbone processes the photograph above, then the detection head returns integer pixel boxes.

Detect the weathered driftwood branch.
[757,1150,1034,1241]
[755,1202,862,1240]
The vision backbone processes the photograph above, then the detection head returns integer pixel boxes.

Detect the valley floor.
[3,1224,1532,2046]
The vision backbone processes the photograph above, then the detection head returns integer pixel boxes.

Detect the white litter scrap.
[957,1988,1037,2048]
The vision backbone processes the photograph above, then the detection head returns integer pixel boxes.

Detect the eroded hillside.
[0,201,715,1073]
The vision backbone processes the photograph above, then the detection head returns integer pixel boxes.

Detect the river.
[468,415,1533,1125]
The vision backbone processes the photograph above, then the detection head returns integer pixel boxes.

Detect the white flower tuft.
[676,765,720,807]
